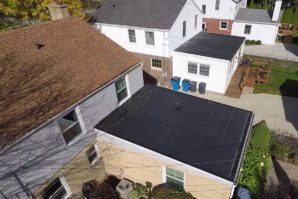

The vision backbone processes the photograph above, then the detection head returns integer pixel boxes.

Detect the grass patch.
[238,121,271,198]
[252,58,298,97]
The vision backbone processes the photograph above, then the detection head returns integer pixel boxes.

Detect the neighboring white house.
[232,1,282,45]
[173,32,245,93]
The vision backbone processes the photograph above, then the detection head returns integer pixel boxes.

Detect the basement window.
[58,109,83,145]
[86,145,100,165]
[165,167,184,188]
[41,177,71,199]
[115,78,128,103]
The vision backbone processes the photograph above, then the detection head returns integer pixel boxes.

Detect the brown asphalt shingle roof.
[0,17,141,150]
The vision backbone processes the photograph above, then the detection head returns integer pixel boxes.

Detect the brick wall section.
[203,18,233,35]
[135,53,172,87]
[97,139,233,199]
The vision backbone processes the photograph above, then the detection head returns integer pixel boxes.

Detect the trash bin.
[171,76,181,91]
[182,79,190,92]
[199,82,207,94]
[190,81,197,92]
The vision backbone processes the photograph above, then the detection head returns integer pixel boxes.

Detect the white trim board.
[95,129,234,185]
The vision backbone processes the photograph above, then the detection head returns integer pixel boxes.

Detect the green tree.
[0,0,84,21]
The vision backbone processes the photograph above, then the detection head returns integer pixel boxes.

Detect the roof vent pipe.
[272,0,282,21]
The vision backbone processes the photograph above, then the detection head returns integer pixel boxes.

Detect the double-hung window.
[183,21,186,37]
[165,167,184,188]
[41,177,70,199]
[145,31,155,45]
[86,145,100,165]
[244,25,252,34]
[202,5,206,14]
[199,64,210,76]
[115,78,128,103]
[128,29,136,43]
[58,109,82,145]
[220,21,228,30]
[188,62,198,74]
[215,0,220,10]
[151,58,162,69]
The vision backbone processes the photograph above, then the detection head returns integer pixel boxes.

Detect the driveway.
[179,90,298,137]
[244,43,298,62]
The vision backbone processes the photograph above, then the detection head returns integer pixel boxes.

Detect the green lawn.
[253,58,298,97]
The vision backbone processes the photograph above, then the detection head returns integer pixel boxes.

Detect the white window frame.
[202,4,206,14]
[220,21,228,30]
[199,64,210,77]
[215,0,220,10]
[244,24,252,34]
[202,22,207,32]
[87,144,101,166]
[151,58,162,71]
[187,62,198,75]
[162,166,185,188]
[128,29,136,43]
[115,75,131,106]
[58,107,86,146]
[41,176,72,199]
[145,31,155,45]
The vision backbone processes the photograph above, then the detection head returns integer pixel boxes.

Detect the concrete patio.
[244,43,298,62]
[175,88,298,137]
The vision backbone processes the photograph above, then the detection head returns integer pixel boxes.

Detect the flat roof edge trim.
[95,129,234,185]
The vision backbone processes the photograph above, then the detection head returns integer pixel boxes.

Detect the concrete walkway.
[178,89,298,137]
[244,43,298,62]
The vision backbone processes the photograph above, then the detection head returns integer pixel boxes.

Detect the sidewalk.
[177,89,298,137]
[244,43,298,62]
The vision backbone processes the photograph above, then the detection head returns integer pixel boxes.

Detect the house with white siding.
[194,0,282,45]
[91,0,247,94]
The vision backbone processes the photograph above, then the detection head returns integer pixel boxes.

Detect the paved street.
[244,43,298,62]
[177,89,298,137]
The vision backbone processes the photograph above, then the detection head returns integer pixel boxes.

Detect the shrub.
[256,40,262,45]
[251,40,257,45]
[238,121,271,198]
[82,180,120,199]
[152,184,195,199]
[270,133,290,161]
[245,40,251,45]
[128,183,148,199]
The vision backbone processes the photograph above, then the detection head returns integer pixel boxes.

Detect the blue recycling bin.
[182,79,190,92]
[171,76,181,91]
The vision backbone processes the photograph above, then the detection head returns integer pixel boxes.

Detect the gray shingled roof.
[235,8,280,24]
[175,32,245,61]
[91,0,187,29]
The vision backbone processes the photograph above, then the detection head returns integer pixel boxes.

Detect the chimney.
[47,2,70,20]
[272,0,282,21]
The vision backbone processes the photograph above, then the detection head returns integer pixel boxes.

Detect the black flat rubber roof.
[175,32,245,61]
[95,84,253,182]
